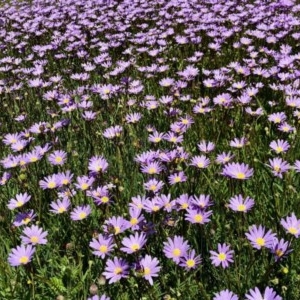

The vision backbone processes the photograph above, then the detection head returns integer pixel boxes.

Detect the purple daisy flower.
[88,156,109,174]
[168,171,187,185]
[245,225,277,249]
[20,225,48,245]
[216,152,235,164]
[280,213,300,237]
[228,195,255,213]
[163,236,190,264]
[245,286,282,300]
[70,205,92,221]
[190,155,210,169]
[50,198,71,214]
[13,210,36,227]
[103,216,129,235]
[120,232,147,254]
[102,257,129,284]
[213,289,238,300]
[8,244,35,266]
[222,162,254,180]
[271,238,292,262]
[39,174,60,189]
[267,158,290,178]
[48,150,67,166]
[198,140,215,153]
[89,234,115,259]
[269,139,290,154]
[138,255,161,285]
[210,243,234,268]
[179,249,202,271]
[185,209,212,224]
[8,192,31,210]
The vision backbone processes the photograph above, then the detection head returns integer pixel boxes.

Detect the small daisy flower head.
[190,155,210,169]
[269,139,290,154]
[245,286,282,300]
[271,238,292,262]
[20,225,48,245]
[102,257,129,284]
[8,244,35,266]
[138,255,161,285]
[103,216,129,235]
[120,232,147,254]
[163,235,190,264]
[70,205,92,221]
[185,209,212,224]
[267,158,290,178]
[268,112,286,124]
[280,213,300,237]
[198,140,215,153]
[144,178,164,194]
[88,155,109,174]
[228,194,254,213]
[213,289,238,300]
[48,150,67,165]
[230,137,247,148]
[222,162,254,180]
[8,192,31,210]
[74,175,95,191]
[245,225,277,250]
[50,197,71,214]
[210,243,234,268]
[216,151,234,164]
[89,234,115,259]
[39,174,60,189]
[141,161,164,175]
[179,249,202,271]
[13,210,36,227]
[168,171,187,185]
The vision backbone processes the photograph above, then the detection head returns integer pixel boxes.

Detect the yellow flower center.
[114,267,122,275]
[186,259,195,268]
[149,185,157,191]
[99,245,108,253]
[79,212,86,219]
[173,176,181,183]
[30,236,39,243]
[143,267,151,275]
[170,137,177,143]
[148,167,156,174]
[152,205,160,212]
[19,256,29,264]
[101,196,109,203]
[197,107,205,113]
[130,243,140,252]
[154,137,161,143]
[55,156,62,163]
[48,181,56,189]
[274,117,281,123]
[103,88,110,94]
[62,179,69,185]
[275,249,283,257]
[237,204,246,211]
[181,203,188,209]
[236,172,246,179]
[114,226,120,234]
[130,218,138,225]
[218,253,226,261]
[58,207,66,213]
[81,183,89,190]
[30,157,38,162]
[274,165,281,172]
[197,162,204,168]
[16,201,23,207]
[23,218,31,224]
[256,237,265,246]
[194,214,203,223]
[288,227,298,235]
[275,147,283,153]
[173,248,181,257]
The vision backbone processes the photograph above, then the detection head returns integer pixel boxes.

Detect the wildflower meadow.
[1,0,300,299]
